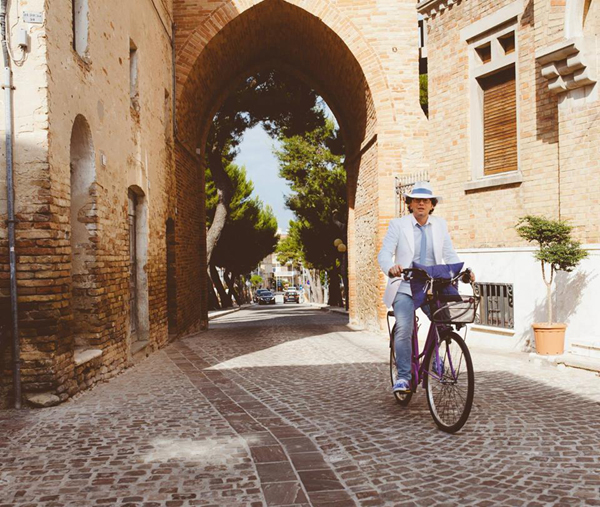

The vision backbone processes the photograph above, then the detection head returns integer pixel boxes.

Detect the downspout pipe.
[1,0,21,409]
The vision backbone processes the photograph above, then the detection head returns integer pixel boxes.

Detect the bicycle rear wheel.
[390,334,413,406]
[423,331,474,433]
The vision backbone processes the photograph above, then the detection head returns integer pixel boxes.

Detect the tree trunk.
[211,263,232,308]
[327,266,342,307]
[206,145,233,266]
[546,281,553,324]
[207,270,221,311]
[224,271,243,306]
[304,270,314,303]
[541,261,554,324]
[341,253,349,310]
[312,269,323,304]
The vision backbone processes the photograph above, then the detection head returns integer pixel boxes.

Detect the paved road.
[1,304,599,506]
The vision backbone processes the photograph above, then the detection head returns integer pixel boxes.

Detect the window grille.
[475,283,514,329]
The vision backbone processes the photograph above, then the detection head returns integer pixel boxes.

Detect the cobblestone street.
[2,305,600,506]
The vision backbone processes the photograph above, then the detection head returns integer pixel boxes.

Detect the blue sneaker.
[392,378,410,393]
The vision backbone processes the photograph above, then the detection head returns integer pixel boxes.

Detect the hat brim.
[404,191,442,202]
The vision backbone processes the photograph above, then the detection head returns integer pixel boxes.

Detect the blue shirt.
[398,215,434,296]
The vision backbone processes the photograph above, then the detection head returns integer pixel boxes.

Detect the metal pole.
[1,0,20,409]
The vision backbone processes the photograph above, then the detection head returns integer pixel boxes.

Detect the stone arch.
[69,114,97,348]
[176,0,391,151]
[174,0,420,329]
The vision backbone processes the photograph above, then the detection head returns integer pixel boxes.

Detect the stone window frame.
[461,0,524,192]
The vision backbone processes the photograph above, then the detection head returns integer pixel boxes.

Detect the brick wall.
[423,0,600,248]
[422,0,567,248]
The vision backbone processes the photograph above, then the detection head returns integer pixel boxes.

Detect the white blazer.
[378,214,461,308]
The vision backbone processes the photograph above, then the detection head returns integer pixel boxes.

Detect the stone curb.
[528,351,600,374]
[208,304,250,321]
[307,303,349,315]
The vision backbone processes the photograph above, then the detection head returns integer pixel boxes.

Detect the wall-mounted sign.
[23,12,43,24]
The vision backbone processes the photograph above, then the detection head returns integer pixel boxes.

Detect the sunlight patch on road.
[143,437,244,463]
[208,331,386,370]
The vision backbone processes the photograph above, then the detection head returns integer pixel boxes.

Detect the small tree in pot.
[515,215,588,354]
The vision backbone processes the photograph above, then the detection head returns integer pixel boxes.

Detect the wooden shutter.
[480,66,517,176]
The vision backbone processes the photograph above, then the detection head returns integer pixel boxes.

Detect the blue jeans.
[392,292,415,382]
[392,292,432,382]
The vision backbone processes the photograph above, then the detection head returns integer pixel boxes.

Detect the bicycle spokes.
[424,333,474,433]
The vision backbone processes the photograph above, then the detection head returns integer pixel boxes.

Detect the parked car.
[257,290,276,305]
[283,289,300,304]
[254,289,269,303]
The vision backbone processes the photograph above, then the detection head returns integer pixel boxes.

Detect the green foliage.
[276,120,347,272]
[276,221,305,269]
[419,74,428,111]
[515,215,588,273]
[250,275,263,288]
[207,163,279,274]
[208,69,327,158]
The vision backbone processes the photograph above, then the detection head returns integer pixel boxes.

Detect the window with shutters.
[463,14,522,191]
[479,66,517,176]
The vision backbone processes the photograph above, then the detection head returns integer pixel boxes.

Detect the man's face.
[411,198,434,220]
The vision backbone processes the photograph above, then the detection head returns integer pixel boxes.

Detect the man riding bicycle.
[378,181,475,394]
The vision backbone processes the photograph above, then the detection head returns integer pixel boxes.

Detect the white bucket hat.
[403,181,441,201]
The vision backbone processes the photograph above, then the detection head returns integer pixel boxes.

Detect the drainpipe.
[1,0,21,409]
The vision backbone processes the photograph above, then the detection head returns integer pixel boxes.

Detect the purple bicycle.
[387,267,479,433]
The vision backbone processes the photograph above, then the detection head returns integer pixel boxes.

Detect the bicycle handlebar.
[391,267,473,285]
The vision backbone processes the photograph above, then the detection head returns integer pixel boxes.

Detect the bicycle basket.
[431,295,479,324]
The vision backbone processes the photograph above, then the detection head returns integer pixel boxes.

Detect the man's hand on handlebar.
[388,265,403,278]
[461,268,476,284]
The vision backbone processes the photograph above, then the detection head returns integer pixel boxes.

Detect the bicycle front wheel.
[424,331,474,433]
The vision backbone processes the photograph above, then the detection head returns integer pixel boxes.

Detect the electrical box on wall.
[17,29,30,51]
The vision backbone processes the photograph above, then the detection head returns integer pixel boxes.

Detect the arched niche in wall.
[72,0,89,58]
[166,218,177,337]
[69,114,97,348]
[127,186,150,351]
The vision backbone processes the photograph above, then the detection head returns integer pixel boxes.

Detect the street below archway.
[2,306,599,506]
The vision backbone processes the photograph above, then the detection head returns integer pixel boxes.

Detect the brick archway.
[173,0,425,331]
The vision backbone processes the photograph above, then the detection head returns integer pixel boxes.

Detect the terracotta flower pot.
[532,323,567,355]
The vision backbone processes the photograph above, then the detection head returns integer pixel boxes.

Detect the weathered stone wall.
[0,0,176,407]
[0,0,52,406]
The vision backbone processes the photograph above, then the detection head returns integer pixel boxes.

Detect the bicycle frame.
[387,266,477,432]
[388,270,471,392]
[409,308,459,391]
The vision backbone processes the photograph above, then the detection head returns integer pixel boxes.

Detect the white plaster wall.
[0,0,49,217]
[457,246,600,358]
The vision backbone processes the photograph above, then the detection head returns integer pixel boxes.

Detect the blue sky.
[233,126,293,233]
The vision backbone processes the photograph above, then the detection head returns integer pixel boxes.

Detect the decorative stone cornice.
[536,38,596,94]
[417,0,463,20]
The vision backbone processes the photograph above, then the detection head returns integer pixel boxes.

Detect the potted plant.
[515,215,588,355]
